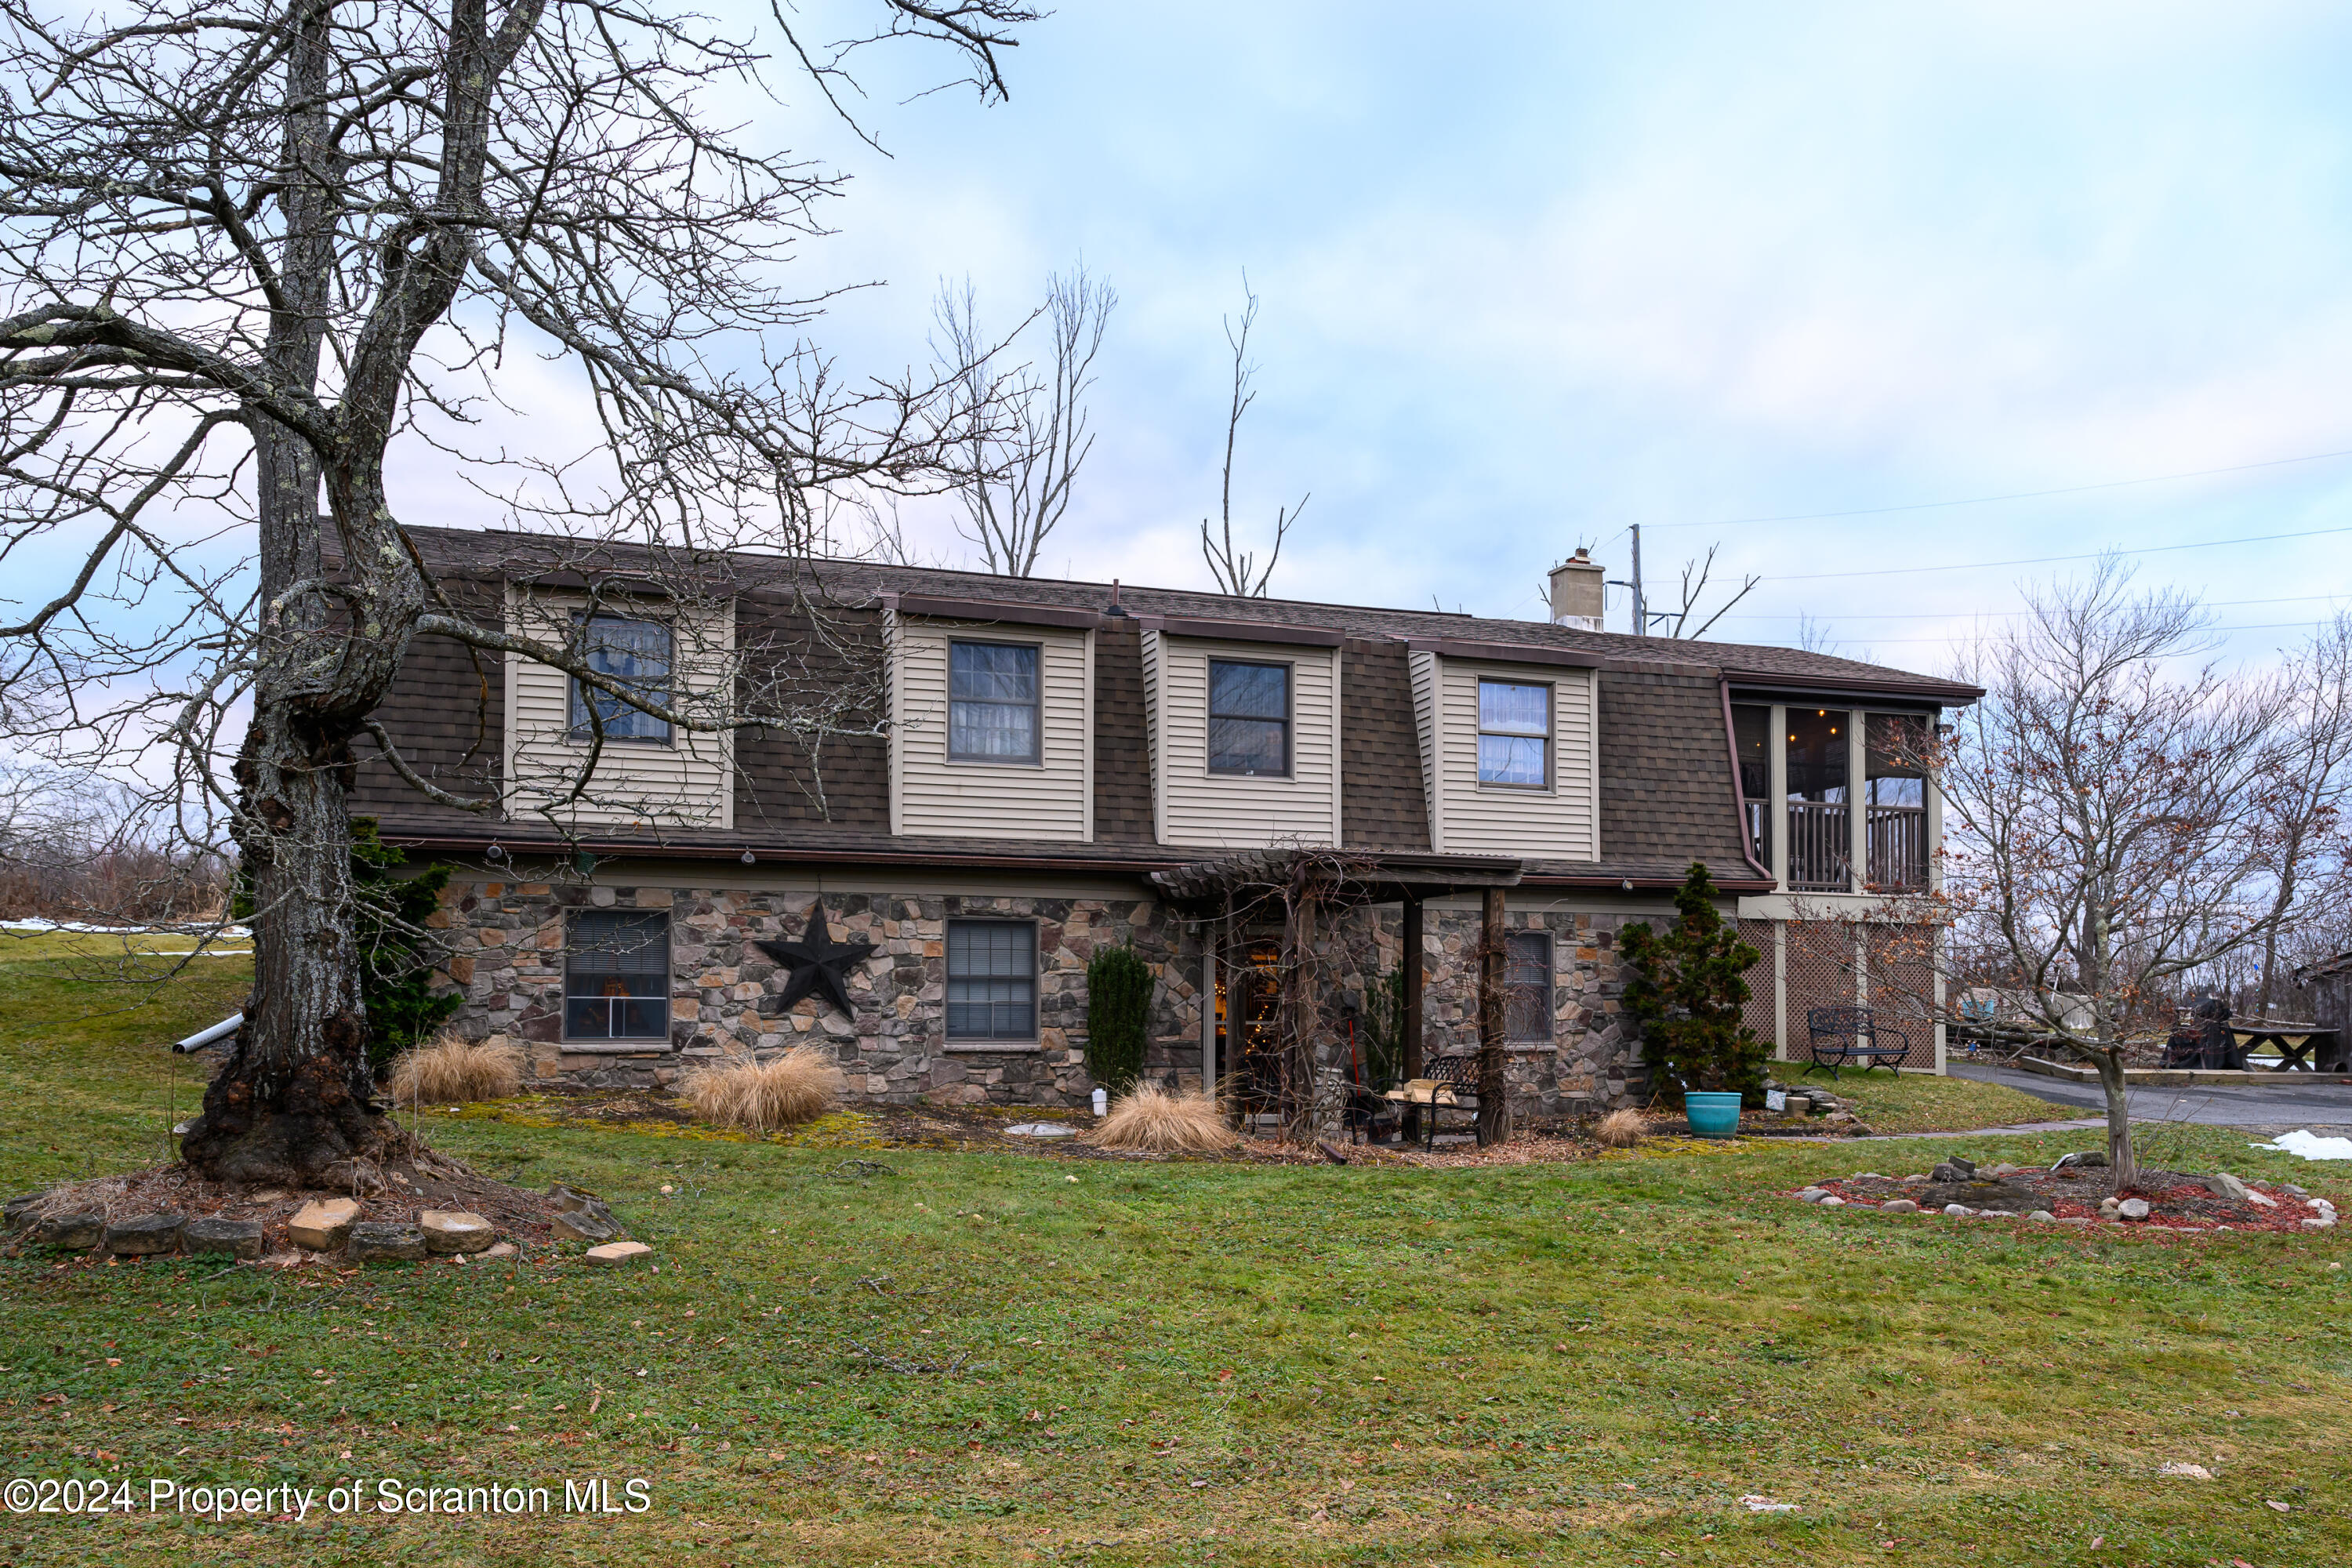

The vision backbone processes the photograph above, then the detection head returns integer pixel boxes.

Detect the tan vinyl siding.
[1424,659,1598,858]
[1142,628,1166,844]
[891,619,1092,840]
[1153,637,1338,849]
[503,588,735,829]
[1410,648,1440,850]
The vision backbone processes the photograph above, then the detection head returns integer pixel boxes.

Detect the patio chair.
[1803,1006,1911,1080]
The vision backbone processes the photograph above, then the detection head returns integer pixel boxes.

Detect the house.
[355,528,1980,1122]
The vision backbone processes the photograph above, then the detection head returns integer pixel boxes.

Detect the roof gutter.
[379,831,1188,878]
[1519,870,1774,894]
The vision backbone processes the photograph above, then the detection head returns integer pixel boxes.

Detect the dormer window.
[948,641,1041,763]
[568,615,672,744]
[1207,659,1290,776]
[1476,679,1552,788]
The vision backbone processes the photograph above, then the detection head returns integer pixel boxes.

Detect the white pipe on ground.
[174,1014,241,1053]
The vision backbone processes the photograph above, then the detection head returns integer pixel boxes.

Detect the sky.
[20,0,2352,692]
[686,0,2352,679]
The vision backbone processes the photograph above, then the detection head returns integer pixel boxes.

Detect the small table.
[2230,1026,2345,1073]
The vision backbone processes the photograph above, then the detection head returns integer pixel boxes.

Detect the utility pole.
[1630,523,1646,635]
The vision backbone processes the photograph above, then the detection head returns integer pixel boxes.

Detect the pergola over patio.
[1149,848,1526,1142]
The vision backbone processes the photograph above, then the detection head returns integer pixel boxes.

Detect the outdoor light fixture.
[740,849,757,865]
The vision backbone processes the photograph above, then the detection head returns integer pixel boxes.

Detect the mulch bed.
[5,1145,568,1261]
[1801,1165,2329,1234]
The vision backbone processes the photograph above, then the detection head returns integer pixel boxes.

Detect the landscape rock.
[1819,1196,1845,1207]
[419,1210,496,1255]
[3,1192,42,1230]
[1988,1163,2020,1178]
[548,1183,624,1243]
[2098,1196,2122,1217]
[2302,1215,2336,1229]
[2118,1198,2151,1221]
[584,1240,652,1267]
[345,1221,429,1262]
[104,1214,184,1256]
[1880,1199,1919,1214]
[2204,1172,2252,1202]
[287,1197,361,1251]
[2245,1190,2278,1207]
[1977,1210,2019,1218]
[482,1241,517,1259]
[183,1218,263,1260]
[1944,1203,1973,1217]
[2028,1210,2058,1222]
[2158,1462,2214,1480]
[2053,1151,2108,1171]
[1793,1187,1830,1203]
[2056,1216,2093,1225]
[2284,1183,2310,1198]
[32,1211,103,1249]
[1930,1159,1977,1182]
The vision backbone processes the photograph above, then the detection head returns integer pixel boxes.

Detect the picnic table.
[2230,1025,2347,1073]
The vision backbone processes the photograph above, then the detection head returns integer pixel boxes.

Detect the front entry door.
[1214,938,1283,1119]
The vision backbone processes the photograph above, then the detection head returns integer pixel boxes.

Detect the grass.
[1797,1065,2065,1134]
[4,943,2351,1566]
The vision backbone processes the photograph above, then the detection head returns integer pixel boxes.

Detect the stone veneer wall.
[426,877,1650,1118]
[427,878,1199,1105]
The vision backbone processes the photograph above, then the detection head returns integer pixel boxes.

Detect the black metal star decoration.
[755,901,876,1018]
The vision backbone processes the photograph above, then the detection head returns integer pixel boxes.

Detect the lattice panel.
[1737,918,1778,1056]
[1782,918,1864,1065]
[1862,924,1939,1069]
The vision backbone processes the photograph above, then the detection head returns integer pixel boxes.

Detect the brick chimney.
[1548,549,1605,630]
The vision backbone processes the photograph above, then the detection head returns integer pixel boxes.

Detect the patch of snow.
[1004,1122,1077,1139]
[4,918,251,937]
[1739,1495,1797,1513]
[2249,1129,2352,1161]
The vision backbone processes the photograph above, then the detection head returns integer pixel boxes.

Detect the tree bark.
[2094,1047,2137,1192]
[1475,887,1512,1147]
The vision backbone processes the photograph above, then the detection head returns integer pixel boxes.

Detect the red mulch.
[1798,1168,2330,1235]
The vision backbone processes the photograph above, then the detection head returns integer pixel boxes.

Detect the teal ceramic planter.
[1683,1091,1744,1138]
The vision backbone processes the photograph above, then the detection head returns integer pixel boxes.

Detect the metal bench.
[1804,1006,1911,1080]
[1381,1054,1481,1149]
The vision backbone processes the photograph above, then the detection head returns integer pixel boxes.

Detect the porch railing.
[1866,804,1928,890]
[1742,797,1768,867]
[1785,800,1849,891]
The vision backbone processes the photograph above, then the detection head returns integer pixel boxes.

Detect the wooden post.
[1476,885,1512,1147]
[1401,895,1425,1143]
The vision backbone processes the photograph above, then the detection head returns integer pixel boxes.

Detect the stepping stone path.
[346,1222,429,1262]
[288,1197,361,1251]
[419,1210,495,1254]
[184,1218,263,1259]
[585,1241,652,1267]
[105,1214,184,1256]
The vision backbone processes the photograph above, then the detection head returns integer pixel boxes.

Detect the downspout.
[1719,676,1773,883]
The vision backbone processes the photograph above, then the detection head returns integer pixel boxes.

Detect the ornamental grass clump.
[1595,1108,1646,1149]
[388,1036,523,1105]
[682,1047,844,1132]
[1087,1084,1237,1153]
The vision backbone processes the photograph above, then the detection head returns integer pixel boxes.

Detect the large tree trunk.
[180,705,390,1186]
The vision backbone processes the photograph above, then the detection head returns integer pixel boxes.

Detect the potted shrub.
[1621,862,1767,1137]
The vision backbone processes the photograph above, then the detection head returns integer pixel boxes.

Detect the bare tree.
[1200,279,1305,597]
[933,264,1116,576]
[1656,545,1759,639]
[0,0,1034,1185]
[1933,560,2285,1188]
[2249,613,2352,1014]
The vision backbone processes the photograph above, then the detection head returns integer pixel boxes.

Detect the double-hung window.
[948,641,1042,763]
[1207,659,1290,776]
[945,920,1037,1040]
[564,910,671,1040]
[568,615,673,744]
[1477,679,1552,788]
[1504,931,1555,1043]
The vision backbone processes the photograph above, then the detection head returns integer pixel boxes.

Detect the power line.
[1715,590,2352,624]
[1766,523,2352,583]
[1642,442,2352,532]
[1788,617,2334,648]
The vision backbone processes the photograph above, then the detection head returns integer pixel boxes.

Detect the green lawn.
[5,941,2350,1566]
[1802,1067,2067,1135]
